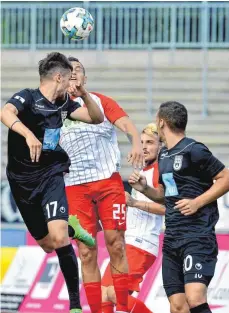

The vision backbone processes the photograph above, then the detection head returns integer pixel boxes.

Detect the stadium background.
[1,1,229,312]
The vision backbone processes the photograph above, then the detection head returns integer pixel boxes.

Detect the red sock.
[84,282,102,313]
[102,301,114,313]
[112,273,129,312]
[128,295,153,313]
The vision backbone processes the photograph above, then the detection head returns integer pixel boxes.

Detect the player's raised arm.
[68,80,103,124]
[1,92,42,162]
[125,191,165,215]
[128,170,165,204]
[114,116,144,169]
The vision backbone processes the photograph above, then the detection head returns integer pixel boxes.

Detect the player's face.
[70,61,86,85]
[57,70,72,96]
[141,133,159,164]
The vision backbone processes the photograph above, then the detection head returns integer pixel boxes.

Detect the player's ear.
[55,73,61,83]
[84,75,87,85]
[159,119,164,129]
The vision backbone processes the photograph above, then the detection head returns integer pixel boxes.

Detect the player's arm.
[0,91,42,162]
[68,81,103,124]
[128,171,165,204]
[91,92,144,169]
[114,116,144,169]
[195,168,229,208]
[125,192,165,215]
[175,143,229,215]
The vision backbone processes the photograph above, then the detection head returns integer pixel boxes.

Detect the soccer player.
[0,52,104,313]
[128,101,229,313]
[60,57,144,313]
[101,123,165,313]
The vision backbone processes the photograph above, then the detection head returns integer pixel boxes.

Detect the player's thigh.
[8,179,48,241]
[41,174,69,222]
[97,173,126,231]
[65,184,97,237]
[183,237,218,305]
[162,241,185,298]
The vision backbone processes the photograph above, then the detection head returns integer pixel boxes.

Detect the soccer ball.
[60,7,94,41]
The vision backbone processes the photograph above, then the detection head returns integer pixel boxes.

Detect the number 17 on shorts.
[113,203,126,231]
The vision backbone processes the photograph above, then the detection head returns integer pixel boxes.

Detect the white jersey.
[60,92,127,186]
[125,163,163,256]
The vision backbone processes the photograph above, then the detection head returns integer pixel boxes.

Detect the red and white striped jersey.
[60,92,127,185]
[125,163,163,256]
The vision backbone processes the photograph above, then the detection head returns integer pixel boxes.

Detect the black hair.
[158,101,188,132]
[38,52,73,80]
[68,56,86,75]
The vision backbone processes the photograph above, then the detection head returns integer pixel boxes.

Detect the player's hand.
[127,143,145,169]
[174,199,199,216]
[68,79,87,98]
[125,191,136,207]
[25,133,42,162]
[128,171,147,193]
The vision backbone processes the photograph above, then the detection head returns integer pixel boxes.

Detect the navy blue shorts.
[8,173,68,240]
[162,236,218,298]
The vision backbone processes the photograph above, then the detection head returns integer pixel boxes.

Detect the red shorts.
[102,244,156,292]
[65,172,126,237]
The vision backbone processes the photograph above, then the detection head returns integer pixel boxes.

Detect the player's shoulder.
[9,88,35,105]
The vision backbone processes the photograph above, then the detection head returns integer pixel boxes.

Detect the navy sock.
[190,303,212,313]
[56,244,81,310]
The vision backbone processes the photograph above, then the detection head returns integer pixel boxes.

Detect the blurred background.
[1,1,229,312]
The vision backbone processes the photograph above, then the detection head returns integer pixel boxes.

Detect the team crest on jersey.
[61,111,68,121]
[173,155,183,171]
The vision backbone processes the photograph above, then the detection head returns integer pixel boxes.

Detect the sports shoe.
[70,309,82,313]
[68,215,95,247]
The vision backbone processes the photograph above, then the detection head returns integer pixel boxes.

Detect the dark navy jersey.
[6,88,80,182]
[158,137,225,238]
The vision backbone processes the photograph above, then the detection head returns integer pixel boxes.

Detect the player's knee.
[110,240,125,258]
[40,244,54,253]
[107,237,125,258]
[186,295,207,309]
[51,234,70,249]
[170,301,189,313]
[107,286,116,304]
[79,246,97,266]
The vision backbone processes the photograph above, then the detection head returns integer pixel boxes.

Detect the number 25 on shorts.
[113,203,126,225]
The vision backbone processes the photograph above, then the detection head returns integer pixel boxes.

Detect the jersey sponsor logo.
[173,155,183,171]
[14,95,25,103]
[162,173,179,197]
[43,128,60,151]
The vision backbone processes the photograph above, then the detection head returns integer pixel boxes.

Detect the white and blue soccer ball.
[60,7,94,41]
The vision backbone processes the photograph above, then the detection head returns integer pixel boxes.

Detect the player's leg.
[103,244,155,313]
[183,237,218,313]
[98,173,129,313]
[162,240,189,313]
[66,184,102,313]
[42,174,82,313]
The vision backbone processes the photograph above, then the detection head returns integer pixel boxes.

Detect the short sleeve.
[91,92,128,124]
[6,89,31,113]
[190,142,225,178]
[67,99,81,118]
